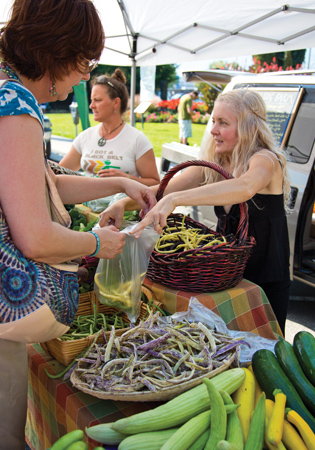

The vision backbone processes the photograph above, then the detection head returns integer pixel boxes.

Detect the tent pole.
[130,58,136,127]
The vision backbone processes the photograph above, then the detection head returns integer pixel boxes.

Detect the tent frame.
[105,1,315,126]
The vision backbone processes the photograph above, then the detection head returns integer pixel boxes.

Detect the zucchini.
[275,339,315,416]
[293,331,315,386]
[252,349,315,433]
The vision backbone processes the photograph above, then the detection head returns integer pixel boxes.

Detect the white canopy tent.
[1,0,315,124]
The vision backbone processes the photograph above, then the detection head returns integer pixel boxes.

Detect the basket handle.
[156,160,249,246]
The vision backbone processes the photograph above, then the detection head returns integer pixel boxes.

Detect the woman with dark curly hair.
[0,1,155,447]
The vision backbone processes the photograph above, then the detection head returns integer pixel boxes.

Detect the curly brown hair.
[0,0,105,81]
[91,68,129,114]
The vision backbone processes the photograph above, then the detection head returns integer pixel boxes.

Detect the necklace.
[0,62,21,82]
[98,121,124,147]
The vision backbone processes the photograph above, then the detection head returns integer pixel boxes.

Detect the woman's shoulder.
[0,80,43,125]
[250,148,281,167]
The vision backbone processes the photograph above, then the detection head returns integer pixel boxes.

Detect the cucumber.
[275,339,315,416]
[50,430,84,450]
[293,331,315,386]
[252,349,315,433]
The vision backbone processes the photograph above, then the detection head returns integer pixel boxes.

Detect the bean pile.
[155,217,230,254]
[60,306,130,341]
[72,312,248,394]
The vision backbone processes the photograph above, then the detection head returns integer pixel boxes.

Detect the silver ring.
[153,222,157,226]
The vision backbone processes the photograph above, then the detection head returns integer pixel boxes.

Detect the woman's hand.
[130,195,176,238]
[99,202,126,229]
[123,179,157,212]
[95,225,126,259]
[98,168,126,178]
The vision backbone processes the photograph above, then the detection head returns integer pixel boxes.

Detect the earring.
[49,79,57,97]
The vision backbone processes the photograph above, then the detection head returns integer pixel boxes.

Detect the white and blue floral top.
[0,79,43,128]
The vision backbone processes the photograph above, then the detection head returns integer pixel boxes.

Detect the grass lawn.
[46,113,207,158]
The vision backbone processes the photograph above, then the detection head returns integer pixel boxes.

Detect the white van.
[160,70,315,288]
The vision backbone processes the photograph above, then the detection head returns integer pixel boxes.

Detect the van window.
[234,83,315,164]
[284,87,315,164]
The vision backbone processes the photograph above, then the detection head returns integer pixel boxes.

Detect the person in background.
[0,1,155,448]
[178,90,199,145]
[101,89,291,335]
[59,69,160,210]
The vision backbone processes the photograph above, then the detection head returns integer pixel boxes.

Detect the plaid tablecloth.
[143,277,282,339]
[25,344,161,450]
[25,278,281,449]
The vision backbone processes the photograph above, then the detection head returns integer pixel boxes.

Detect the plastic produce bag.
[159,297,277,366]
[94,223,159,322]
[84,196,114,213]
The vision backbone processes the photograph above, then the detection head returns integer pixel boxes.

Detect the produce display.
[61,331,315,450]
[43,206,315,450]
[70,312,246,397]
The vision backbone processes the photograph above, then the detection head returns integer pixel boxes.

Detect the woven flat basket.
[40,288,162,366]
[146,160,256,292]
[70,352,235,402]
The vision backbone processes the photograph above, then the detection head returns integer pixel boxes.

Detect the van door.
[283,86,315,286]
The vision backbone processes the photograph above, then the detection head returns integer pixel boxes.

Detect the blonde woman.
[101,89,291,334]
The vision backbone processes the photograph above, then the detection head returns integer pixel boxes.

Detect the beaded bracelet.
[88,230,100,257]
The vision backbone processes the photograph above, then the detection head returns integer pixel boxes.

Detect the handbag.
[0,79,79,343]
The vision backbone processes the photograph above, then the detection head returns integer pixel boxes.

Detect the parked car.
[43,115,52,158]
[160,69,315,288]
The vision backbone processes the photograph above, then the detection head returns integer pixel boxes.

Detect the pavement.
[50,135,315,342]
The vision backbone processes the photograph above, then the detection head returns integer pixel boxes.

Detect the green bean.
[45,349,85,379]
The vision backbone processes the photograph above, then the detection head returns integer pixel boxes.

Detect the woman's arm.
[131,152,280,236]
[99,165,204,228]
[59,144,81,171]
[133,149,160,185]
[0,115,150,263]
[53,169,156,211]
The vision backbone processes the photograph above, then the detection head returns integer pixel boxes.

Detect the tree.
[155,64,178,99]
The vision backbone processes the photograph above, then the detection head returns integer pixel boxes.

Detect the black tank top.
[215,193,290,284]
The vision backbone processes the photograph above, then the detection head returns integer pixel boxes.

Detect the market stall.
[25,277,281,450]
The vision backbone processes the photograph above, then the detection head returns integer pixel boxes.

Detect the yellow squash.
[232,368,255,443]
[286,408,315,450]
[265,400,308,450]
[267,389,286,446]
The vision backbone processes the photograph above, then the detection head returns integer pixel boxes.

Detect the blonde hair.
[200,89,291,212]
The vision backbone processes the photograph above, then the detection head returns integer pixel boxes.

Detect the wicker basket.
[146,160,256,292]
[70,353,235,402]
[40,288,162,366]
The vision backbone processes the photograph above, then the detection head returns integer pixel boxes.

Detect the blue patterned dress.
[0,80,79,327]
